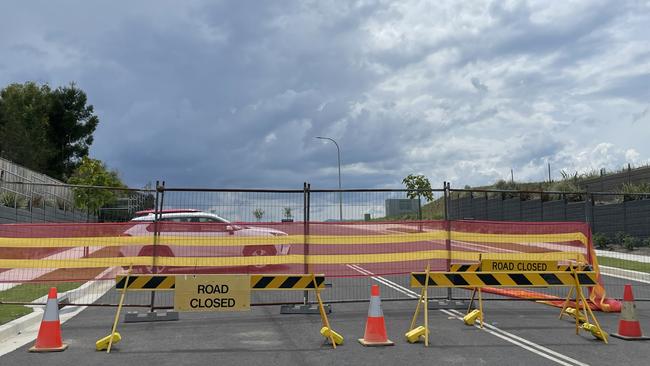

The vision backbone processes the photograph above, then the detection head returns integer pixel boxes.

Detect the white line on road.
[600,266,650,284]
[445,309,590,366]
[441,309,588,366]
[346,264,418,298]
[0,267,116,356]
[346,264,589,366]
[596,250,650,263]
[0,246,103,291]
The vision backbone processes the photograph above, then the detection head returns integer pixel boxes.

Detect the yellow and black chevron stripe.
[410,271,598,288]
[250,274,325,290]
[116,274,325,291]
[116,275,176,291]
[450,264,480,272]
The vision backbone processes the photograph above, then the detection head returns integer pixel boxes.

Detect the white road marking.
[347,264,589,366]
[600,266,650,284]
[347,264,418,297]
[0,246,103,291]
[441,309,588,366]
[0,267,116,356]
[446,309,590,366]
[596,250,650,263]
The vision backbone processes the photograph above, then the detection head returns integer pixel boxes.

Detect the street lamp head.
[313,135,343,220]
[315,136,337,145]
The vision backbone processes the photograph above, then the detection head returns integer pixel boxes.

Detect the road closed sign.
[174,275,251,312]
[481,259,558,272]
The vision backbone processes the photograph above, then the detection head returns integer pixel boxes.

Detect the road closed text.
[190,284,236,309]
[175,275,250,312]
[482,260,558,272]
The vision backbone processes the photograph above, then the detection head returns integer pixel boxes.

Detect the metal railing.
[1,181,649,312]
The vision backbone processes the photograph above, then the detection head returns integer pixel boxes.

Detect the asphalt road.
[3,274,650,366]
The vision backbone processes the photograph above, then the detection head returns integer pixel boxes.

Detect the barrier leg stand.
[478,288,484,328]
[558,286,575,321]
[313,275,341,348]
[574,285,581,335]
[408,288,423,332]
[406,264,430,346]
[423,266,429,347]
[98,264,132,353]
[467,288,477,314]
[571,268,608,343]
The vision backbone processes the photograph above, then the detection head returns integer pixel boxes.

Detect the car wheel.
[137,245,173,274]
[243,245,277,268]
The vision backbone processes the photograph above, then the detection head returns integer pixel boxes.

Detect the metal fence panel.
[2,183,650,317]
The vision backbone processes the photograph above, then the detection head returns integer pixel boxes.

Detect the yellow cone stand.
[464,309,481,326]
[561,307,586,323]
[95,333,121,351]
[463,287,484,327]
[320,327,344,345]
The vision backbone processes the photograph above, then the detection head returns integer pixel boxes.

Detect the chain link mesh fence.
[1,182,649,322]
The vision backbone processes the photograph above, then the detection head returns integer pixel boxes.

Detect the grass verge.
[598,256,650,274]
[0,282,83,325]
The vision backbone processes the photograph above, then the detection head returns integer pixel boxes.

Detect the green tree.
[282,207,293,220]
[0,82,54,171]
[402,174,434,222]
[253,208,265,222]
[0,82,99,180]
[68,157,124,213]
[402,174,434,202]
[45,83,99,180]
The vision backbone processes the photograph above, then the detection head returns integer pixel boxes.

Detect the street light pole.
[315,136,343,221]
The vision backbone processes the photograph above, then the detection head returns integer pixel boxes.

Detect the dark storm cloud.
[0,0,648,190]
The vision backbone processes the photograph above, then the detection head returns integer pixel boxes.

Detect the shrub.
[15,195,29,209]
[614,232,628,245]
[31,194,44,208]
[56,197,66,211]
[592,233,609,249]
[640,238,650,248]
[619,182,650,201]
[0,192,16,207]
[622,235,639,251]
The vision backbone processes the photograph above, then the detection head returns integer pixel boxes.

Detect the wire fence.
[1,181,649,317]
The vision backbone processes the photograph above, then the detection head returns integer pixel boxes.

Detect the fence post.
[539,190,544,221]
[29,182,33,223]
[444,182,452,298]
[151,180,164,311]
[150,180,162,312]
[281,182,328,314]
[622,195,627,235]
[469,190,473,219]
[125,180,179,323]
[587,193,595,233]
[484,192,490,221]
[304,182,310,300]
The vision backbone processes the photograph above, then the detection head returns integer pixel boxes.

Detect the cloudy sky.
[1,0,649,190]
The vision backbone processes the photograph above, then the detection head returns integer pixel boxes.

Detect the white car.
[120,209,290,273]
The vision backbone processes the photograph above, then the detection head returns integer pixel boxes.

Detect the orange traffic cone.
[612,284,650,340]
[29,288,68,352]
[358,284,394,346]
